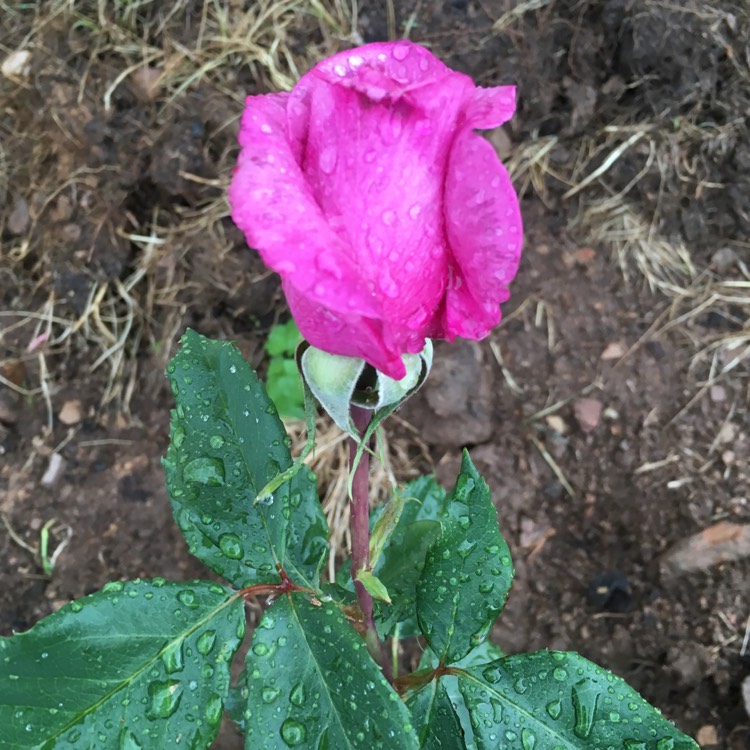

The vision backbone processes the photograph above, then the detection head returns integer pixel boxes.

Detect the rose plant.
[0,43,698,750]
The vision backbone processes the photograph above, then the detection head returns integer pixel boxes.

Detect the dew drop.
[478,581,495,594]
[205,693,223,726]
[545,699,562,720]
[392,43,410,61]
[177,589,199,609]
[218,533,243,560]
[521,728,537,750]
[280,718,307,746]
[147,680,183,719]
[196,630,217,656]
[183,457,225,486]
[261,686,281,704]
[318,145,337,174]
[571,682,598,739]
[290,683,306,706]
[553,667,568,681]
[209,435,225,449]
[119,728,143,750]
[253,642,269,656]
[172,426,186,449]
[161,640,184,674]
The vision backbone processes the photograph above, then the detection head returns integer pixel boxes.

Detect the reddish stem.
[349,406,383,666]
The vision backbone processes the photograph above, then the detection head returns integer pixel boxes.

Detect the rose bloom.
[229,41,522,379]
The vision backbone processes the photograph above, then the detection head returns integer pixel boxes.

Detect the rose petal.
[287,45,473,336]
[442,116,523,338]
[228,92,380,318]
[284,281,407,379]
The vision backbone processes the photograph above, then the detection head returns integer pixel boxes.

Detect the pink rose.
[229,41,522,379]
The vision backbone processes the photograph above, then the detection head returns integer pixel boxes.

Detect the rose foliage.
[229,41,522,379]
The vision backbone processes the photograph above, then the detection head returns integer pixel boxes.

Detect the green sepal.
[0,579,245,749]
[241,595,419,749]
[355,569,392,603]
[416,451,513,663]
[163,329,328,590]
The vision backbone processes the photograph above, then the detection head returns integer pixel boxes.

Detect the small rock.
[131,66,163,102]
[545,414,568,434]
[7,197,29,235]
[743,676,750,719]
[600,341,626,360]
[1,48,32,80]
[573,247,596,265]
[58,399,83,426]
[660,522,750,577]
[711,247,737,274]
[709,384,727,402]
[573,397,602,433]
[696,724,718,746]
[41,453,66,487]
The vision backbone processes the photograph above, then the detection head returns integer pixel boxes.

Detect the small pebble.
[41,453,66,487]
[573,397,602,433]
[696,724,718,746]
[58,399,83,426]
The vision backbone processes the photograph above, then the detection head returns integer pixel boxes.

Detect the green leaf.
[416,451,513,663]
[265,319,302,357]
[371,475,448,638]
[415,641,504,750]
[456,651,699,750]
[266,357,304,420]
[242,595,419,749]
[407,679,466,750]
[356,569,392,603]
[163,330,328,590]
[0,579,245,750]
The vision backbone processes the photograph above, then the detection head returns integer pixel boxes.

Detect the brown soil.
[1,2,748,748]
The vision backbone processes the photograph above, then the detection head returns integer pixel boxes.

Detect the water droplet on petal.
[392,43,410,61]
[260,123,272,134]
[381,209,396,226]
[318,145,337,174]
[408,203,422,219]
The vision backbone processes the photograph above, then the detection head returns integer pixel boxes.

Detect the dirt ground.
[1,1,748,748]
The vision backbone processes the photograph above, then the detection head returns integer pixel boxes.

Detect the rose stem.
[349,405,390,676]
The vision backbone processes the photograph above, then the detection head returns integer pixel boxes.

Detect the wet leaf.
[372,475,447,637]
[416,451,513,663]
[416,641,504,750]
[456,651,699,750]
[0,579,244,749]
[163,329,328,590]
[242,595,419,750]
[407,679,466,750]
